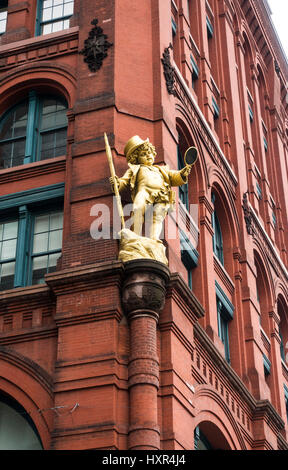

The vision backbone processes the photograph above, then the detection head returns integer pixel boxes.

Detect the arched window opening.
[278,297,288,365]
[0,393,43,450]
[254,253,270,335]
[194,422,232,450]
[211,192,224,266]
[0,92,68,169]
[176,128,199,290]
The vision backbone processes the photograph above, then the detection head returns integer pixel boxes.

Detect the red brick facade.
[0,0,287,451]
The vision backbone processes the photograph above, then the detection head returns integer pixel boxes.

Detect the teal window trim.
[248,104,254,122]
[216,282,234,363]
[279,329,285,361]
[194,426,213,450]
[0,183,65,211]
[215,281,234,320]
[177,145,189,209]
[272,211,276,228]
[24,91,38,164]
[212,206,224,265]
[0,186,64,290]
[172,17,177,37]
[256,182,262,200]
[284,385,288,422]
[263,136,268,152]
[212,96,219,119]
[0,92,68,169]
[206,16,213,38]
[190,55,199,87]
[35,0,74,36]
[180,230,198,290]
[263,354,271,376]
[14,205,31,288]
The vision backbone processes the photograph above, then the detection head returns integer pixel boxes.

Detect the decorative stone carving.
[242,191,254,235]
[121,259,170,321]
[161,43,176,95]
[80,19,113,72]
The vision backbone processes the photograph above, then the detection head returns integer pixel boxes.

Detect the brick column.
[122,260,170,450]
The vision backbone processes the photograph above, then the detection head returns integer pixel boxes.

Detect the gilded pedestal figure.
[107,135,193,265]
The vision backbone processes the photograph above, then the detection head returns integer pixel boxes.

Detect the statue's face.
[138,149,155,166]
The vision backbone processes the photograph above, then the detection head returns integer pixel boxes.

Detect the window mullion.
[14,205,30,287]
[24,91,38,164]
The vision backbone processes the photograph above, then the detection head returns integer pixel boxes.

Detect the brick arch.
[175,108,210,195]
[209,178,240,276]
[193,385,246,450]
[252,242,275,302]
[274,279,288,309]
[0,346,54,449]
[0,61,77,113]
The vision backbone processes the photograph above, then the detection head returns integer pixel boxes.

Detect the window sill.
[0,26,79,56]
[0,282,50,304]
[0,155,66,184]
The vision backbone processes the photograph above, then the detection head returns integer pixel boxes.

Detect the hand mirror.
[184,146,198,166]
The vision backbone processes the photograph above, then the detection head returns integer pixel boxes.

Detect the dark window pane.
[39,128,67,159]
[0,262,15,291]
[41,98,67,130]
[0,138,26,169]
[32,255,48,284]
[0,102,28,140]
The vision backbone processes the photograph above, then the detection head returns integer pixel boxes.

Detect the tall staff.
[104,132,125,229]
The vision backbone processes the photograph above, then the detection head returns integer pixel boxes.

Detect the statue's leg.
[150,203,168,240]
[132,191,147,235]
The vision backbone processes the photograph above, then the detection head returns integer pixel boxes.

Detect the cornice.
[45,260,125,295]
[251,0,288,79]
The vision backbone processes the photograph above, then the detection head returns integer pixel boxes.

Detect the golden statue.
[105,134,196,265]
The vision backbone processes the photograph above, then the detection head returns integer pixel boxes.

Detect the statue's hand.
[110,176,120,192]
[181,166,191,178]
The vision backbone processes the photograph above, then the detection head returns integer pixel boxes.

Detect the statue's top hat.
[124,135,149,161]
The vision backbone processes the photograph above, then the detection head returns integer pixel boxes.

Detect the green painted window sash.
[263,353,271,376]
[216,282,234,363]
[35,0,73,36]
[206,16,213,38]
[177,145,189,209]
[0,184,64,288]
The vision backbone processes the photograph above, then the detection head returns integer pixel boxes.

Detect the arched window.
[278,296,288,364]
[0,393,43,450]
[211,193,224,265]
[0,92,68,169]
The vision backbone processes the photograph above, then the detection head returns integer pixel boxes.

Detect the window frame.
[36,0,74,36]
[215,281,234,363]
[0,184,64,291]
[0,1,8,36]
[0,92,68,169]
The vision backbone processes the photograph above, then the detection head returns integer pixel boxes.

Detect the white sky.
[267,0,288,59]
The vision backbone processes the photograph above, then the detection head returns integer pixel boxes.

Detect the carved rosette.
[122,259,170,322]
[80,19,113,73]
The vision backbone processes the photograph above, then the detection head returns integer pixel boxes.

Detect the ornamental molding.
[80,18,113,73]
[161,43,176,96]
